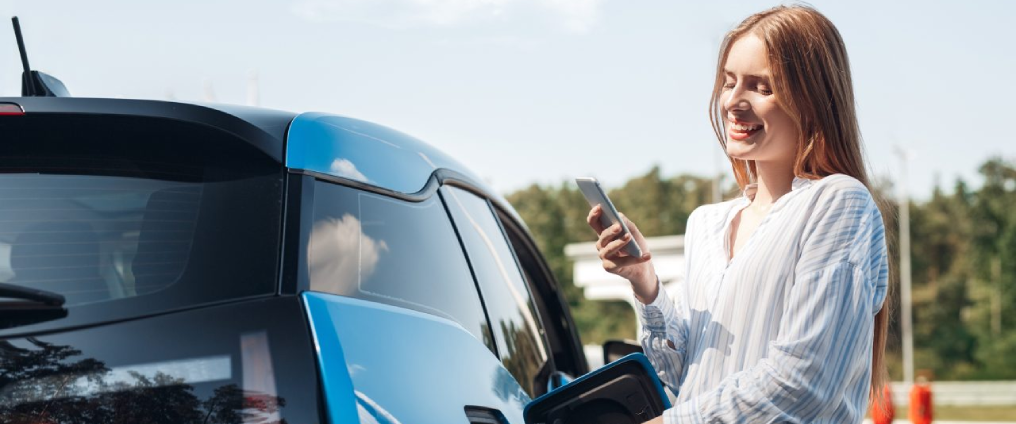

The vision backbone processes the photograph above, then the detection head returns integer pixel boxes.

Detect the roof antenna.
[11,16,71,97]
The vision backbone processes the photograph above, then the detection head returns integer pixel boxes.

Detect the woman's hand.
[586,205,658,303]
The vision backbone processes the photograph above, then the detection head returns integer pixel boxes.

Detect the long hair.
[708,5,893,402]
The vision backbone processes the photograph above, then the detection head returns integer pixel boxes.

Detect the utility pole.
[896,146,914,384]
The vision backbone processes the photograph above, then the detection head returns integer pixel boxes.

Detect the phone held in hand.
[575,177,644,259]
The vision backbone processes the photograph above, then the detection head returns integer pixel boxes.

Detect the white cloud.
[307,214,389,296]
[544,0,601,33]
[329,158,370,182]
[291,0,604,33]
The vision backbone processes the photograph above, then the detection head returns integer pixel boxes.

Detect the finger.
[620,213,647,243]
[602,252,653,271]
[599,233,633,259]
[596,223,623,250]
[586,205,606,234]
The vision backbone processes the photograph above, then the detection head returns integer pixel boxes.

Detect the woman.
[587,5,890,423]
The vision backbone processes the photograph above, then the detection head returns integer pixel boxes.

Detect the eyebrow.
[723,70,771,81]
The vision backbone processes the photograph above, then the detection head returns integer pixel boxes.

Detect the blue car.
[0,18,667,424]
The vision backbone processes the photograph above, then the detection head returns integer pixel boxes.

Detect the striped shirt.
[635,174,889,423]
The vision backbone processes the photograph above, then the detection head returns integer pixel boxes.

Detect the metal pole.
[896,146,914,384]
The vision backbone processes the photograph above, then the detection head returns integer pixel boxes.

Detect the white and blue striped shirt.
[635,174,889,423]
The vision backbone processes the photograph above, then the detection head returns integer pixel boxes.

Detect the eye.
[722,81,736,90]
[758,84,773,96]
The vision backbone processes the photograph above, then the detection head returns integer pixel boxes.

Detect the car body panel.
[285,112,486,196]
[283,111,529,246]
[0,97,294,161]
[302,291,531,424]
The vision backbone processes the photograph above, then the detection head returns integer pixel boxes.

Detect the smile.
[729,122,762,141]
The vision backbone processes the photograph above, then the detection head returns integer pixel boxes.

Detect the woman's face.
[720,34,799,166]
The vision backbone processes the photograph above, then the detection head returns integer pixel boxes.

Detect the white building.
[564,235,686,312]
[564,235,685,369]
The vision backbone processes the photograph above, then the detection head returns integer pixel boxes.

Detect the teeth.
[732,123,760,132]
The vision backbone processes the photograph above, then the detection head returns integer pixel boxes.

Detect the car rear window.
[0,114,284,333]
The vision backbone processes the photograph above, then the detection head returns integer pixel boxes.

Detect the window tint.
[0,175,199,306]
[0,299,320,424]
[441,186,549,397]
[0,114,283,333]
[307,182,492,349]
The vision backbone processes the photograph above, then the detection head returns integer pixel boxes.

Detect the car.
[0,17,667,424]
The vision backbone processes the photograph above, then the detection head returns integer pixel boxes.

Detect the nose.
[723,82,750,113]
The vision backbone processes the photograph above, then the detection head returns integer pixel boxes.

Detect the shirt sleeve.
[663,180,890,423]
[635,276,690,393]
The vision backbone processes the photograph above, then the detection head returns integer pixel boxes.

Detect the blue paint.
[285,112,485,195]
[302,292,530,424]
[302,293,360,424]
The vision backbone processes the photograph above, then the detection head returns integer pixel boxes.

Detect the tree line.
[506,157,1016,381]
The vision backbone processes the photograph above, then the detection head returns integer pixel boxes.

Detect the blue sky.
[1,0,1012,200]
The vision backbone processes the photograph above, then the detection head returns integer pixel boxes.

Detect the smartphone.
[575,177,643,258]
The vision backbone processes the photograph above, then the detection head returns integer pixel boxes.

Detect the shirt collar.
[792,176,814,191]
[741,176,815,200]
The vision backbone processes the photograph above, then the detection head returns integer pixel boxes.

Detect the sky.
[0,0,1012,200]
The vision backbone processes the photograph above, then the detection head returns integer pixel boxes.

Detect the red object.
[0,103,25,115]
[909,384,933,424]
[871,384,895,424]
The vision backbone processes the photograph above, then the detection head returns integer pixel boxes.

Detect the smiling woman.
[586,5,891,423]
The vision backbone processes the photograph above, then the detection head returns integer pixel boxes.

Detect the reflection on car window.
[307,182,492,348]
[441,186,549,398]
[0,333,285,424]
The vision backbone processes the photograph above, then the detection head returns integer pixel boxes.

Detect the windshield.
[0,114,284,332]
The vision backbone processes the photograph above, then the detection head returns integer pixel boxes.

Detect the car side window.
[306,181,493,350]
[440,186,550,398]
[499,213,588,378]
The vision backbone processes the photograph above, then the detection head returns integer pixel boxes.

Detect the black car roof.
[0,96,527,228]
[0,97,295,162]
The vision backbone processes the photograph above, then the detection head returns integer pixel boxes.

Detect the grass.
[870,405,1016,421]
[934,405,1016,421]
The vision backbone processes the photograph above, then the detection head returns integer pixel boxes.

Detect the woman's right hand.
[586,205,658,303]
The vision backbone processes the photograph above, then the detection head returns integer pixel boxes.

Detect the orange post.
[908,378,933,424]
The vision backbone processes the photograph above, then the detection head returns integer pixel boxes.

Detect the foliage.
[507,158,1016,380]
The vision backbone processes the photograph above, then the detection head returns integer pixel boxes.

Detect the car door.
[298,179,532,424]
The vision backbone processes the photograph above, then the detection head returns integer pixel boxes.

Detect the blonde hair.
[708,5,892,402]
